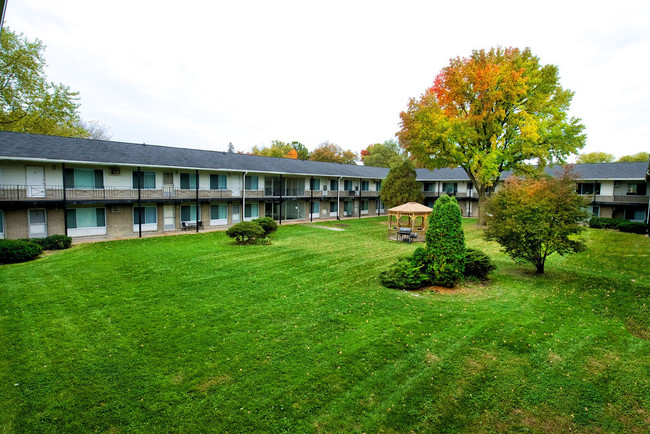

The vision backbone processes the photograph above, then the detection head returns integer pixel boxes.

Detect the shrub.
[424,195,466,287]
[463,248,496,280]
[226,221,265,244]
[253,217,278,236]
[379,257,430,290]
[588,217,627,229]
[0,239,43,264]
[618,221,647,234]
[30,235,72,250]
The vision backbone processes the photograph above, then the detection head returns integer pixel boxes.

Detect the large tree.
[379,159,423,209]
[361,139,407,168]
[309,141,358,164]
[0,27,92,137]
[251,140,309,160]
[398,47,586,225]
[576,152,614,164]
[617,152,649,163]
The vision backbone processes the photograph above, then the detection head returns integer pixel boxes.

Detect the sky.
[4,0,650,160]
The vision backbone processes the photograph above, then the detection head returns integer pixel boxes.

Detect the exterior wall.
[47,208,66,236]
[4,209,29,239]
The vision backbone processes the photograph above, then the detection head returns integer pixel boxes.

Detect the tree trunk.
[535,261,545,274]
[477,188,488,225]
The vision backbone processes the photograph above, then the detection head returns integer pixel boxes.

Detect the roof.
[416,162,648,182]
[388,202,433,213]
[0,131,389,179]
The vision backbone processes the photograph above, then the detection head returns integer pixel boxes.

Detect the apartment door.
[26,166,46,197]
[28,209,47,238]
[232,204,240,223]
[163,172,174,197]
[163,205,175,230]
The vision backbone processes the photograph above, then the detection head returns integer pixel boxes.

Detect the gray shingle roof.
[0,131,389,179]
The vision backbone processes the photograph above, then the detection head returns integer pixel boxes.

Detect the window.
[244,203,259,220]
[424,182,436,192]
[577,183,601,195]
[330,202,338,213]
[627,183,647,196]
[132,171,156,189]
[64,168,103,189]
[361,180,369,191]
[180,173,197,189]
[625,206,647,221]
[245,175,258,190]
[330,179,338,191]
[376,180,382,191]
[181,205,199,223]
[310,201,320,214]
[133,206,157,225]
[210,204,228,224]
[67,208,106,229]
[210,174,227,190]
[310,178,320,191]
[442,182,457,194]
[344,180,353,191]
[361,200,369,211]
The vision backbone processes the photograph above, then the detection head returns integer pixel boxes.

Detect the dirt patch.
[547,351,563,365]
[425,351,440,365]
[195,375,232,392]
[332,224,350,228]
[625,318,649,340]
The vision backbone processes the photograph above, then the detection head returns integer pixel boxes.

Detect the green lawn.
[1,218,649,432]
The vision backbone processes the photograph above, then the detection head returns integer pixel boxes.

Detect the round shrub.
[253,217,278,236]
[379,257,429,290]
[226,221,265,244]
[463,248,496,280]
[0,239,43,264]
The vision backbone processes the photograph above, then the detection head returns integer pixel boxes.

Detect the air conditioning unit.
[110,167,121,175]
[111,206,122,213]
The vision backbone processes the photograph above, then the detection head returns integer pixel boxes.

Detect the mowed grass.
[1,218,649,432]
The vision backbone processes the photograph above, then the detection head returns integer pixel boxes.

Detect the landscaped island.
[1,218,648,431]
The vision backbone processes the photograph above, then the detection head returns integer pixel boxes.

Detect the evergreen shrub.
[617,221,647,234]
[0,239,43,264]
[378,256,430,290]
[588,217,627,229]
[226,221,265,244]
[30,235,72,250]
[253,217,278,236]
[424,195,466,287]
[463,248,496,280]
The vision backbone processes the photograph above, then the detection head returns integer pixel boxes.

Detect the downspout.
[310,176,313,223]
[62,163,68,237]
[195,169,199,232]
[137,166,142,238]
[337,176,342,221]
[242,171,247,221]
[279,174,283,225]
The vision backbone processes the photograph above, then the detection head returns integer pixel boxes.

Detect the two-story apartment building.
[1,131,648,240]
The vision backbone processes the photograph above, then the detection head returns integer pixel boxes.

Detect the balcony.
[587,194,650,204]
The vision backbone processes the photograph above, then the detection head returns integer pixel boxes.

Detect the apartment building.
[0,131,647,240]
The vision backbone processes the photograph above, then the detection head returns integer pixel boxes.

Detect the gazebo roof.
[388,202,433,213]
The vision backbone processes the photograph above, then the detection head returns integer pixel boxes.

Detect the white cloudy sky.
[5,0,650,159]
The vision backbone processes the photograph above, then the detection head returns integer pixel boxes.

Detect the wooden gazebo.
[387,202,432,242]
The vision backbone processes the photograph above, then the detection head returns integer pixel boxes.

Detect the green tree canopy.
[576,152,615,164]
[308,141,358,164]
[251,140,310,160]
[0,27,96,138]
[379,159,423,209]
[617,152,649,163]
[485,172,587,274]
[361,139,406,168]
[398,47,586,225]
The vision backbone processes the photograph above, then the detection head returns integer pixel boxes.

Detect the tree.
[484,172,588,274]
[74,119,112,140]
[361,139,407,168]
[379,159,423,209]
[290,141,310,160]
[252,140,310,160]
[0,27,91,137]
[308,141,358,164]
[617,152,649,163]
[576,152,614,164]
[227,142,235,153]
[398,47,586,225]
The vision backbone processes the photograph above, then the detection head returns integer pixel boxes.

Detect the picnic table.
[181,221,204,231]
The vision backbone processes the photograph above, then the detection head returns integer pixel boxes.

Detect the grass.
[1,217,649,432]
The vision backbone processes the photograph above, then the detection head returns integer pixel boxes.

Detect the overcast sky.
[5,0,650,160]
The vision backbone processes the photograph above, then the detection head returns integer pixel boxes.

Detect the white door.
[232,204,240,223]
[26,166,46,198]
[163,205,175,229]
[28,209,47,238]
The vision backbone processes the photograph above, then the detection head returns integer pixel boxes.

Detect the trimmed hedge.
[463,248,496,280]
[29,235,73,250]
[588,217,628,229]
[618,221,648,234]
[0,239,43,264]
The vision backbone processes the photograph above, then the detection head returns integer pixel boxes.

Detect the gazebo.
[387,202,432,242]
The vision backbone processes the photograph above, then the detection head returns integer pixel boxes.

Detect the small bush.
[588,217,628,229]
[463,248,496,280]
[618,221,647,234]
[30,235,72,250]
[379,257,429,290]
[253,217,278,236]
[226,221,265,244]
[0,239,43,264]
